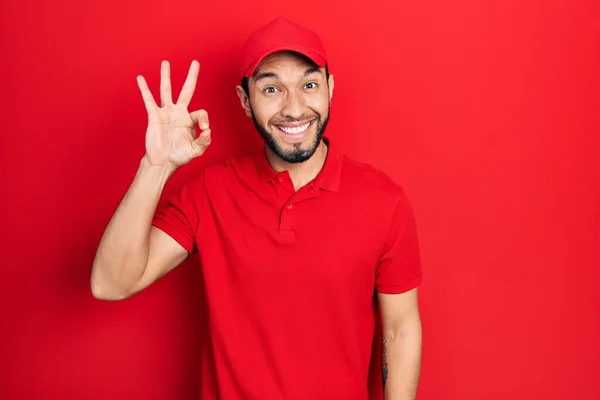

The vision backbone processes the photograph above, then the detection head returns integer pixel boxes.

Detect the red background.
[2,0,599,399]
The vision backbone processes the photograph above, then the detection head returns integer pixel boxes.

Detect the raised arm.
[90,60,211,301]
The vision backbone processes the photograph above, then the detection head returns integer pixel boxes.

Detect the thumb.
[191,128,211,157]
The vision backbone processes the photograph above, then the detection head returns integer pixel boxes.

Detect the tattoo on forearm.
[382,338,388,388]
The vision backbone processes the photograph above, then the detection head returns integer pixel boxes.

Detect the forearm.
[383,315,422,400]
[91,155,174,299]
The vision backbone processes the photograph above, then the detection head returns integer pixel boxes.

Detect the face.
[237,51,334,163]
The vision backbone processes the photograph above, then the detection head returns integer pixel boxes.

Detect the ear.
[236,85,253,118]
[327,74,335,101]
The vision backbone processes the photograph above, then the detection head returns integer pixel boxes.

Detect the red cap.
[241,17,327,78]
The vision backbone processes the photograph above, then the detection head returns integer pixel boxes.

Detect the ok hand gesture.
[136,60,211,171]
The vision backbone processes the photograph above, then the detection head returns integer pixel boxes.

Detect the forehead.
[253,51,321,75]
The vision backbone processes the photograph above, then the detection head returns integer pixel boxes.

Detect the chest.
[197,180,388,298]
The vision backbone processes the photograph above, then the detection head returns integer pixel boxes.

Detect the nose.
[281,90,305,120]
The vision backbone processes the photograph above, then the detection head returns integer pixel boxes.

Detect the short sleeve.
[151,172,204,254]
[375,189,423,294]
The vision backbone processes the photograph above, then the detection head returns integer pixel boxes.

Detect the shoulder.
[206,153,255,175]
[187,153,256,189]
[340,153,406,200]
[338,153,417,232]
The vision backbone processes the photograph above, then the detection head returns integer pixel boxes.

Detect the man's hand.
[136,60,212,172]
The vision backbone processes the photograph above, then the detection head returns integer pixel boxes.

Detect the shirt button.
[287,204,293,209]
[278,177,284,183]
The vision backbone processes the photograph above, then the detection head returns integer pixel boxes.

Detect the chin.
[265,132,320,164]
[251,110,329,164]
[272,124,323,163]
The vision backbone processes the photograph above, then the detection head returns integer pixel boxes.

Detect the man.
[91,17,423,400]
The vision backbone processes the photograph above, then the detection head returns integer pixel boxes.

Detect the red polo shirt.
[151,136,423,399]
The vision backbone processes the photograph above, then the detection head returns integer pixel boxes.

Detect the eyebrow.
[253,67,323,83]
[254,71,280,82]
[302,67,321,77]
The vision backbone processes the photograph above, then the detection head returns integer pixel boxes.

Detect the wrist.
[140,155,176,175]
[138,155,177,184]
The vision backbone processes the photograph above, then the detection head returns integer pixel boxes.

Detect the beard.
[250,105,330,164]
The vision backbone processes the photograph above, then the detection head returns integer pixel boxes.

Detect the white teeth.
[278,121,311,135]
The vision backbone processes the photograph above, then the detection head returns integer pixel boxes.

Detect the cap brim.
[244,45,327,78]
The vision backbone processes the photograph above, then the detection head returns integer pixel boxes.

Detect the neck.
[266,140,328,191]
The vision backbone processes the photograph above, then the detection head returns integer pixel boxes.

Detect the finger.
[189,109,210,131]
[177,60,200,107]
[136,75,158,113]
[160,60,173,107]
[192,128,212,156]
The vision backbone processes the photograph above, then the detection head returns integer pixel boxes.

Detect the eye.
[304,82,318,89]
[264,86,279,94]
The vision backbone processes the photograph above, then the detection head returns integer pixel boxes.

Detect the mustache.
[270,116,319,125]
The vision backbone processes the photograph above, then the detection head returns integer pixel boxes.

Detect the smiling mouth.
[275,120,313,135]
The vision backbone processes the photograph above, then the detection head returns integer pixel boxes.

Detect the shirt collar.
[254,136,343,192]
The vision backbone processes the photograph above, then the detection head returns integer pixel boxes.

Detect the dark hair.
[241,63,330,96]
